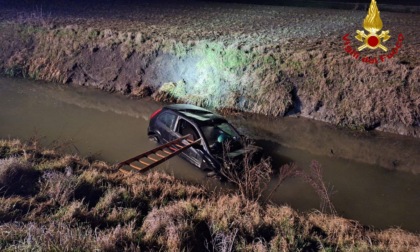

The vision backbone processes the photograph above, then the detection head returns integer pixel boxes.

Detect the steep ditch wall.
[0,19,418,138]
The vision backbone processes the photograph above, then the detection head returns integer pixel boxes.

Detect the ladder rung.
[129,163,143,171]
[139,160,151,166]
[148,156,158,162]
[156,153,166,158]
[169,146,178,151]
[163,149,172,154]
[175,144,184,148]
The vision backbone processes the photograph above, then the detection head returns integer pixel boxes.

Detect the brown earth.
[0,2,419,137]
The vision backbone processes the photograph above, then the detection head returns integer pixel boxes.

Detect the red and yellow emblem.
[355,0,390,51]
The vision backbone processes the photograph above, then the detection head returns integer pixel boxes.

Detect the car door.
[155,111,177,143]
[170,118,203,168]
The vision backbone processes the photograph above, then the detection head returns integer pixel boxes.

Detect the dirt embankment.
[0,2,419,137]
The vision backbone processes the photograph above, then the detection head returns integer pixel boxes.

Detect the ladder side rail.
[116,134,192,168]
[136,138,201,173]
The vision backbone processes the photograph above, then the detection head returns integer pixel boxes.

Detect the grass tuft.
[0,156,40,196]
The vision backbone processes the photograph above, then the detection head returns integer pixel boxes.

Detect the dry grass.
[15,6,52,28]
[0,138,419,251]
[199,195,262,236]
[40,171,79,206]
[307,212,365,248]
[0,156,40,196]
[141,200,200,251]
[220,142,272,201]
[371,228,420,251]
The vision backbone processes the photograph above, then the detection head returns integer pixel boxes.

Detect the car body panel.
[148,104,246,172]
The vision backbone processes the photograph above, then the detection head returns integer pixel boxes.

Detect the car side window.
[177,119,199,141]
[157,112,176,129]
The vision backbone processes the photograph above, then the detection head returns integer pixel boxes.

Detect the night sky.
[1,0,419,7]
[212,0,420,6]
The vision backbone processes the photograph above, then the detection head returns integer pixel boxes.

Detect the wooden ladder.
[117,134,200,174]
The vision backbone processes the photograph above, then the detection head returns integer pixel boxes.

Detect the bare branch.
[298,160,337,215]
[265,163,299,203]
[220,140,271,202]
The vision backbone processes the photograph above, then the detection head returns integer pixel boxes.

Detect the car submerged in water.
[147,104,258,172]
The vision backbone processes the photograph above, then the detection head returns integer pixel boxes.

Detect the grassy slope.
[0,138,419,251]
[0,2,419,137]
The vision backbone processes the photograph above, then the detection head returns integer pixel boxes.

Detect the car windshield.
[200,122,242,153]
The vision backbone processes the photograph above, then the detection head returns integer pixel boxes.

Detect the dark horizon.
[1,0,419,6]
[211,0,420,6]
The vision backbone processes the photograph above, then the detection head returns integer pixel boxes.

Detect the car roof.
[163,104,227,125]
[165,104,211,112]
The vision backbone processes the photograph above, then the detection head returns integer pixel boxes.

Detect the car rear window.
[158,112,176,129]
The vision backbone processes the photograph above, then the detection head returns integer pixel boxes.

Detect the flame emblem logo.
[355,0,390,51]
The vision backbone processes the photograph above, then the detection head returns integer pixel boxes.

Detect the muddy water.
[0,77,419,233]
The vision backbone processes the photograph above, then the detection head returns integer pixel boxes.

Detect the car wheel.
[149,134,161,144]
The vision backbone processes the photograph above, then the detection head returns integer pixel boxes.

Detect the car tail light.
[149,108,162,120]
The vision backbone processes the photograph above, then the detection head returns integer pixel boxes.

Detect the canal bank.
[1,138,419,250]
[0,1,419,138]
